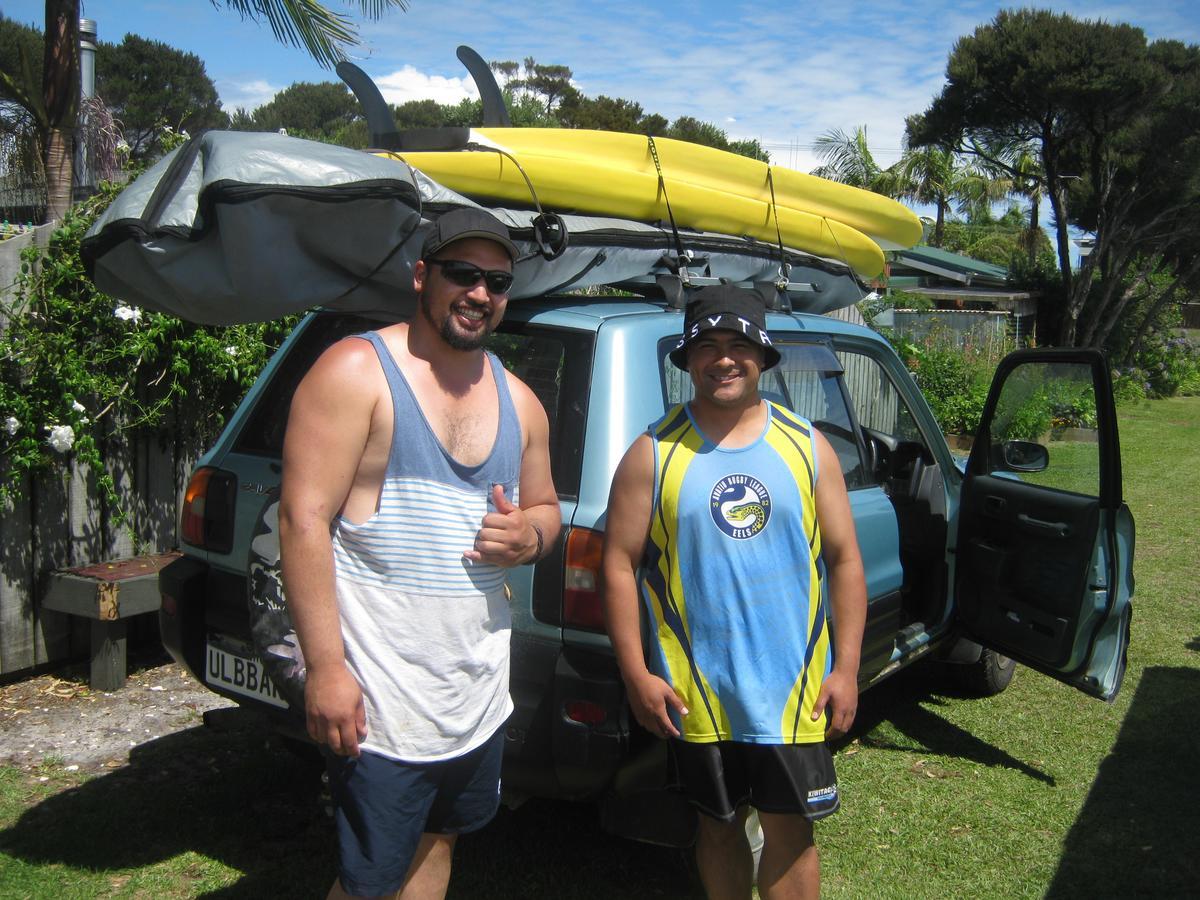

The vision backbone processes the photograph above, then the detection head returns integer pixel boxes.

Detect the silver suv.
[159,294,1134,845]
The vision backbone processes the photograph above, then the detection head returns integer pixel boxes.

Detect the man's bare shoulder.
[501,368,549,424]
[501,367,539,404]
[306,333,385,382]
[614,433,654,484]
[294,334,388,411]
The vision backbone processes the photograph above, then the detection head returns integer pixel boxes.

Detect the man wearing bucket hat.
[603,284,867,899]
[280,207,561,899]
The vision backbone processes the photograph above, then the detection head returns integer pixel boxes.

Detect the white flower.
[72,400,86,414]
[46,424,75,453]
[5,416,19,435]
[225,346,238,356]
[114,305,142,323]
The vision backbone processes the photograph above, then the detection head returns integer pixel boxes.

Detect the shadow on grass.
[837,661,1055,785]
[1044,665,1200,899]
[0,709,698,899]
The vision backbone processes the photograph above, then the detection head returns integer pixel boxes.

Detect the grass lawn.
[0,397,1196,898]
[820,395,1200,899]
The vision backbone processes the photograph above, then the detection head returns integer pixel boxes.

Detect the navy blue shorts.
[324,728,504,897]
[668,739,840,823]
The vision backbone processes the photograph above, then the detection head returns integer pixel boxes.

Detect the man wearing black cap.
[280,207,561,899]
[603,284,866,899]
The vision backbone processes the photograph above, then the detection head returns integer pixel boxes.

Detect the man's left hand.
[465,484,537,567]
[813,668,858,740]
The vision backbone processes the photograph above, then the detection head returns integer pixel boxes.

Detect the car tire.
[953,648,1017,696]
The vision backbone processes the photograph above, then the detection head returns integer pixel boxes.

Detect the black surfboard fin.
[457,45,512,126]
[336,60,402,150]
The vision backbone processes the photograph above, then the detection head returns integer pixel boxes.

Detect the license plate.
[205,640,289,709]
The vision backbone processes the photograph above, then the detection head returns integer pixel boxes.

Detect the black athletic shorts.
[668,739,840,822]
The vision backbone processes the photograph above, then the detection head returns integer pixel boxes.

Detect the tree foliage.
[96,33,227,158]
[0,181,297,530]
[1,1,411,223]
[0,3,79,222]
[218,0,408,69]
[811,126,1005,247]
[811,127,888,190]
[484,56,765,158]
[907,9,1200,347]
[939,205,1055,274]
[230,79,357,141]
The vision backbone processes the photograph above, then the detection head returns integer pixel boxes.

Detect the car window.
[987,361,1100,496]
[661,339,867,487]
[234,313,380,457]
[486,325,592,500]
[835,349,926,444]
[232,315,591,500]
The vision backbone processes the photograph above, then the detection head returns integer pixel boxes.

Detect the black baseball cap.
[422,207,519,261]
[668,284,781,371]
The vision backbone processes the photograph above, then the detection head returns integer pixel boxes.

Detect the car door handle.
[1017,513,1070,537]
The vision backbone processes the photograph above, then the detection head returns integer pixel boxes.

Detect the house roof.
[891,246,1010,287]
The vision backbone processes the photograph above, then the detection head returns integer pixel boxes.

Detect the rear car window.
[661,338,867,487]
[234,312,380,457]
[232,313,592,499]
[485,324,593,500]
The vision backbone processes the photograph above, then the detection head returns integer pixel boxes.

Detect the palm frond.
[812,126,882,189]
[0,40,48,125]
[218,0,408,68]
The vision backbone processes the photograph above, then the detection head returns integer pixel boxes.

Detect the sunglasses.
[425,258,514,295]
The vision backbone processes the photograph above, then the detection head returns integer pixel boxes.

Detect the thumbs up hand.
[464,483,538,567]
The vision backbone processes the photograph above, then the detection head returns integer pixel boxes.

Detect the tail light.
[565,699,608,725]
[563,526,605,632]
[180,466,237,553]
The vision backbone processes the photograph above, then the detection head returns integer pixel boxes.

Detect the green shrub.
[889,329,1005,435]
[1046,380,1098,428]
[1112,368,1150,405]
[0,181,298,537]
[1134,334,1200,398]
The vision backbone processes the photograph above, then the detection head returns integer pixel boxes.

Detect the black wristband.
[529,522,544,563]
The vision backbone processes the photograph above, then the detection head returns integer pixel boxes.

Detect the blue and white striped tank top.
[333,331,522,762]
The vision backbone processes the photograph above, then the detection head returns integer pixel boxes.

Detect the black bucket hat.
[668,284,781,371]
[422,207,519,261]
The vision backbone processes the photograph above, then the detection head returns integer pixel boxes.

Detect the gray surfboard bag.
[82,130,866,325]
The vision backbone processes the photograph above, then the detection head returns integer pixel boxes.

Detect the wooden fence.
[0,424,203,678]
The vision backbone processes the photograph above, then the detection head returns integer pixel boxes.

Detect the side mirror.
[1001,439,1049,473]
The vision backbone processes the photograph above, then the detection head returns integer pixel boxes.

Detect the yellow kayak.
[392,128,922,278]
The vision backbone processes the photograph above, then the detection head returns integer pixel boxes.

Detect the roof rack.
[617,274,821,312]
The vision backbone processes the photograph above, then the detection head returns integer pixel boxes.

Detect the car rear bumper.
[159,556,642,801]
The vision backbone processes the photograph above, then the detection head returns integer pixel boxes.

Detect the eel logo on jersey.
[710,475,771,539]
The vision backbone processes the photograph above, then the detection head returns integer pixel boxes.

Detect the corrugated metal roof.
[891,246,1009,286]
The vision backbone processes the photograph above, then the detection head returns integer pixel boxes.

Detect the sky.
[6,1,1200,175]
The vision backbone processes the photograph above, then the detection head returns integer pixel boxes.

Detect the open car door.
[956,349,1134,701]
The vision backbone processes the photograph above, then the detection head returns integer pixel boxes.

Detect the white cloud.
[218,78,278,114]
[374,66,479,106]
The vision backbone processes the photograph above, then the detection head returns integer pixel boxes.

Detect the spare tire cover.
[247,488,307,717]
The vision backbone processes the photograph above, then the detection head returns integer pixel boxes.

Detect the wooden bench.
[41,552,181,691]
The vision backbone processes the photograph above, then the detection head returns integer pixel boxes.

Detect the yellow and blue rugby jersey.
[639,401,830,744]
